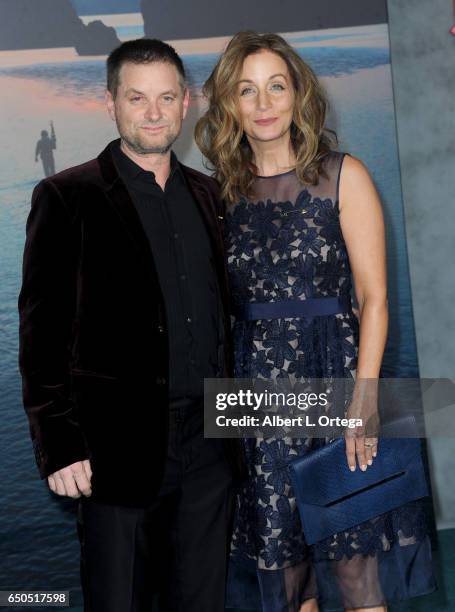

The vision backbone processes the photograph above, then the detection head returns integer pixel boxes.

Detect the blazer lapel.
[97,142,154,259]
[97,142,162,289]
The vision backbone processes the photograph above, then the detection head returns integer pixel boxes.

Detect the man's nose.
[144,100,162,121]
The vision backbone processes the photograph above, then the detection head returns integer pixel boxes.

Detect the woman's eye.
[240,87,255,96]
[270,83,285,91]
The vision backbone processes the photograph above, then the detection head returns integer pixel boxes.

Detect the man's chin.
[122,134,177,156]
[138,143,173,155]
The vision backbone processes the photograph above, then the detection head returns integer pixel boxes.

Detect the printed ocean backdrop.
[0,21,418,608]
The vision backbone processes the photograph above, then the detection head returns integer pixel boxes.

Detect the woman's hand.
[344,379,379,472]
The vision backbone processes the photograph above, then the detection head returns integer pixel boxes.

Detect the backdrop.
[0,0,421,605]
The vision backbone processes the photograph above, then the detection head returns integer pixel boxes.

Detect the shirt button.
[186,317,192,323]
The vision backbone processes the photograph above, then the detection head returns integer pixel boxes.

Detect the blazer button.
[156,377,166,386]
[157,325,165,333]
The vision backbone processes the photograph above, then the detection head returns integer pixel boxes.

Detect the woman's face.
[236,49,295,146]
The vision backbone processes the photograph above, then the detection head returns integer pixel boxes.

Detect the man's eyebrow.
[124,88,145,96]
[123,88,179,96]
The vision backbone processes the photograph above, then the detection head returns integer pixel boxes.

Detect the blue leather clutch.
[289,427,429,545]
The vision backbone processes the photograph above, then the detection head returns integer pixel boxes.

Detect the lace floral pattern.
[225,153,428,571]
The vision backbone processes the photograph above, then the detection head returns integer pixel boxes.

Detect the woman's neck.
[248,134,296,177]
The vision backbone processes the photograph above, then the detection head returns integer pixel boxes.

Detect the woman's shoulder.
[323,150,371,184]
[337,154,380,215]
[322,149,349,170]
[337,152,372,183]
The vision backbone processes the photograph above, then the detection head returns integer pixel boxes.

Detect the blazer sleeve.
[18,179,89,479]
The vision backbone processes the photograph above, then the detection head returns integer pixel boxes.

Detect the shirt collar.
[110,138,181,187]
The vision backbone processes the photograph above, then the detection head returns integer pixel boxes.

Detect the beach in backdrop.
[0,18,418,607]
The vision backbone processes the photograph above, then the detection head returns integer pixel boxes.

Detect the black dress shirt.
[111,140,220,399]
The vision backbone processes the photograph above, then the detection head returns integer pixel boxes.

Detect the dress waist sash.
[232,296,352,321]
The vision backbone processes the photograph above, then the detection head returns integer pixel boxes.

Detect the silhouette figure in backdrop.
[35,121,56,177]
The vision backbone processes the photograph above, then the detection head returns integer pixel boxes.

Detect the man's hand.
[47,459,92,498]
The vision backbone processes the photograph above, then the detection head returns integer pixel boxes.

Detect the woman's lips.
[254,118,278,126]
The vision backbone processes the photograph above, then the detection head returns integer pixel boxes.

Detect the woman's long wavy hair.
[195,31,336,203]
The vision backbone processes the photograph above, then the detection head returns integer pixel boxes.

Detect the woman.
[195,32,435,612]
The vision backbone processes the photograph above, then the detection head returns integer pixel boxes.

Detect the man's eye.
[130,96,142,102]
[163,96,175,102]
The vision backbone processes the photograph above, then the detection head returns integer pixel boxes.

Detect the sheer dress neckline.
[255,168,296,179]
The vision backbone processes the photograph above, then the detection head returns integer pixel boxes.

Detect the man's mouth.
[140,125,168,132]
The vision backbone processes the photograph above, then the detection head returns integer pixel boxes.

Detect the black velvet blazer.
[18,141,241,507]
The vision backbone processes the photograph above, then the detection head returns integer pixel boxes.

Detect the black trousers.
[77,397,235,612]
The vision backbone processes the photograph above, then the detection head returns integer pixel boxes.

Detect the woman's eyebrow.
[238,73,287,84]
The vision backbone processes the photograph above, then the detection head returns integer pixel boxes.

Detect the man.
[35,120,56,177]
[19,39,241,612]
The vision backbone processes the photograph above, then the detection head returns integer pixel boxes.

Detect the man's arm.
[18,179,90,492]
[50,121,56,150]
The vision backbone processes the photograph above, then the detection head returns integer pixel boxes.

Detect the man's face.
[106,61,189,155]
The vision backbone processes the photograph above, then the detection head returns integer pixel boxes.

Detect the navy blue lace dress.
[224,152,436,611]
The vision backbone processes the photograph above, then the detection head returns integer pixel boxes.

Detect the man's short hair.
[107,38,186,98]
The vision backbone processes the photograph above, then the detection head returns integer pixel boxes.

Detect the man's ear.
[105,90,116,122]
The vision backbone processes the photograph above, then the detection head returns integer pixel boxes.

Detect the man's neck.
[120,139,172,190]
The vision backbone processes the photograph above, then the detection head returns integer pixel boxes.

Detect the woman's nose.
[257,90,271,111]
